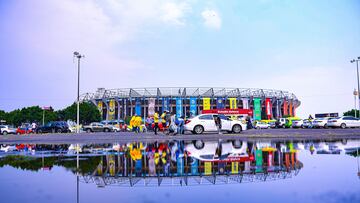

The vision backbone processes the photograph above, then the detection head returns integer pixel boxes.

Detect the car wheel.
[193,125,204,134]
[193,140,204,149]
[3,131,7,135]
[232,124,242,134]
[340,123,346,129]
[51,129,56,133]
[17,132,21,135]
[86,129,91,133]
[301,125,304,129]
[57,129,62,133]
[256,126,260,130]
[324,124,328,129]
[232,140,242,149]
[104,128,110,132]
[37,129,42,134]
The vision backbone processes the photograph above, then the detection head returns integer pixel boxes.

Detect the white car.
[327,116,360,128]
[255,121,269,129]
[312,117,333,128]
[0,125,17,135]
[184,114,247,134]
[185,140,248,161]
[291,119,304,128]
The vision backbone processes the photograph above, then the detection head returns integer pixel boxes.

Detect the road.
[1,128,360,144]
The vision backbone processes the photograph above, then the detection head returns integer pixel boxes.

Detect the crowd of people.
[140,110,185,135]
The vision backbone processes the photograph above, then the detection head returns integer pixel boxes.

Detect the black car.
[36,121,70,134]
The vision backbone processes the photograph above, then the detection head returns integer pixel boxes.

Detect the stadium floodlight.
[73,51,85,134]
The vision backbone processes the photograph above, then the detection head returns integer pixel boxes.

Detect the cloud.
[161,2,191,26]
[201,9,221,29]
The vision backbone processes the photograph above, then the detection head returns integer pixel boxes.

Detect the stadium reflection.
[0,139,359,188]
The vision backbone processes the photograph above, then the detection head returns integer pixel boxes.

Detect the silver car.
[0,125,17,135]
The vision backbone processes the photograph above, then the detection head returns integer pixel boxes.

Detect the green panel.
[253,98,262,120]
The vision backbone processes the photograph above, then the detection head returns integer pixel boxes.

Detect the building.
[80,87,301,120]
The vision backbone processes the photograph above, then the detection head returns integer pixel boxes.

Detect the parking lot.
[1,128,360,144]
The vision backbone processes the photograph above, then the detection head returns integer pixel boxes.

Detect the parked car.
[255,121,269,129]
[0,125,17,135]
[36,121,70,133]
[327,116,360,128]
[100,120,124,132]
[268,121,276,128]
[292,119,305,128]
[83,122,114,133]
[312,117,333,128]
[184,114,247,134]
[16,127,33,135]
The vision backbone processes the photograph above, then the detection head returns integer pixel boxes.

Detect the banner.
[176,98,182,117]
[123,99,127,118]
[289,100,293,116]
[108,99,115,120]
[162,97,170,112]
[203,97,211,110]
[253,98,261,120]
[283,100,288,116]
[265,98,272,119]
[97,101,103,117]
[190,157,199,175]
[242,98,249,109]
[276,100,280,118]
[229,98,237,109]
[216,97,225,109]
[135,98,141,116]
[148,98,155,116]
[189,97,197,117]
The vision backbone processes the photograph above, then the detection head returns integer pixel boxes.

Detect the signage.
[108,99,115,120]
[135,98,141,116]
[202,109,253,115]
[229,98,237,109]
[176,98,182,117]
[216,98,225,109]
[242,98,249,109]
[253,98,262,120]
[265,98,272,119]
[97,101,103,117]
[231,162,239,174]
[189,97,197,117]
[162,97,170,112]
[148,98,155,116]
[203,98,211,110]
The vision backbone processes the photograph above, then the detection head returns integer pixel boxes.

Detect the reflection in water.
[0,139,359,188]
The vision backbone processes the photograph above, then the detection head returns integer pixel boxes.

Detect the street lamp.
[354,89,358,118]
[351,56,360,118]
[74,52,85,134]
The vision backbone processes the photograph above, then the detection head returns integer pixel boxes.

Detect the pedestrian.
[130,114,137,133]
[161,110,167,132]
[169,112,177,135]
[154,111,160,135]
[31,122,37,133]
[135,115,142,133]
[215,115,222,134]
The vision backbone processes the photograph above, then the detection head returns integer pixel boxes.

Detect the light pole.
[351,56,360,118]
[74,52,84,134]
[354,89,358,118]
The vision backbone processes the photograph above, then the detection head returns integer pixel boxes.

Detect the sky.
[0,0,360,118]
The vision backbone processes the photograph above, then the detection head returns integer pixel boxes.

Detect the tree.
[343,109,359,117]
[57,102,101,124]
[3,106,57,126]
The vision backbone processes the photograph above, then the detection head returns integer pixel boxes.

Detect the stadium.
[80,87,301,120]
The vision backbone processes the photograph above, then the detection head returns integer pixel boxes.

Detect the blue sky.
[0,0,360,118]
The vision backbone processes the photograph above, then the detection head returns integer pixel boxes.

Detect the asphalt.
[1,128,360,144]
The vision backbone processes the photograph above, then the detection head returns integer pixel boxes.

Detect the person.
[130,114,137,132]
[161,110,167,132]
[135,115,142,133]
[215,115,222,134]
[31,122,37,133]
[154,111,160,135]
[146,116,153,131]
[177,116,185,134]
[169,112,177,135]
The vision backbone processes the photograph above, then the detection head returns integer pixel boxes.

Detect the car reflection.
[0,139,359,187]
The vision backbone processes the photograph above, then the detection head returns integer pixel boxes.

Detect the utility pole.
[351,57,360,118]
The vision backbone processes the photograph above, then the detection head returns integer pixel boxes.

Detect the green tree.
[57,102,101,124]
[343,109,359,117]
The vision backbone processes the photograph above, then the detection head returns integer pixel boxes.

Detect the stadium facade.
[80,87,301,120]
